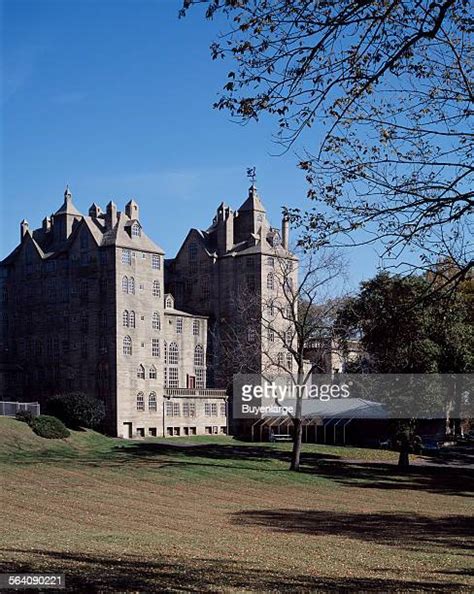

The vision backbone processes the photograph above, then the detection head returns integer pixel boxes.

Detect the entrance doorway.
[122,422,132,439]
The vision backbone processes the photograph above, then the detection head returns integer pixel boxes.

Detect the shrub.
[45,392,105,430]
[31,415,70,439]
[15,409,34,424]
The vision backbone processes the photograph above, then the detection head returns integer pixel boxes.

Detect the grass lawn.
[0,417,472,592]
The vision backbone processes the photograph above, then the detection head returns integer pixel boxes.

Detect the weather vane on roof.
[246,167,257,186]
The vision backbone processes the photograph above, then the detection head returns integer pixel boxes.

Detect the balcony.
[164,387,227,399]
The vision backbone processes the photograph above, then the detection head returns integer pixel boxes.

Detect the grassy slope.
[0,417,472,592]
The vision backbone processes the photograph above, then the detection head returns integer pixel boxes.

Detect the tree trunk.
[290,416,303,471]
[398,447,410,469]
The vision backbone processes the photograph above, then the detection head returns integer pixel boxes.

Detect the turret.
[234,184,266,244]
[215,202,234,253]
[105,201,118,229]
[20,219,29,240]
[89,203,102,219]
[42,216,52,233]
[125,199,139,220]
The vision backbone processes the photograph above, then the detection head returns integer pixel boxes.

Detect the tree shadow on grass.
[311,459,474,497]
[231,509,473,554]
[0,549,467,593]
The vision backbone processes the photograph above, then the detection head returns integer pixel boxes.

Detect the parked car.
[421,438,441,453]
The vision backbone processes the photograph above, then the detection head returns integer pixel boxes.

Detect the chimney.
[282,214,289,250]
[105,201,118,229]
[89,203,102,218]
[20,219,29,240]
[42,216,51,233]
[225,207,234,252]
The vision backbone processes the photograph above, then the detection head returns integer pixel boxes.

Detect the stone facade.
[0,184,296,438]
[0,188,228,438]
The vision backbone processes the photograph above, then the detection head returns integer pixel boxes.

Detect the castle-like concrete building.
[0,185,296,438]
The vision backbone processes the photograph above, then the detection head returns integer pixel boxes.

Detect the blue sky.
[1,0,381,288]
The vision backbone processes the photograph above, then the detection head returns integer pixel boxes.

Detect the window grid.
[152,338,160,358]
[148,392,157,412]
[168,343,179,365]
[152,254,160,270]
[123,336,132,355]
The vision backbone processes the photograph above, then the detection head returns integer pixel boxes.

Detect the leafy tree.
[45,392,105,430]
[182,0,473,284]
[336,271,473,463]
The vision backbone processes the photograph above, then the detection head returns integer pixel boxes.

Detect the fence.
[0,401,40,417]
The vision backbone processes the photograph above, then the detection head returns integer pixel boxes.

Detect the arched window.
[122,276,128,293]
[129,311,136,328]
[149,365,157,379]
[152,312,160,330]
[137,364,145,379]
[168,342,179,365]
[194,344,204,367]
[131,222,141,237]
[153,280,161,297]
[128,277,135,294]
[277,352,284,366]
[123,336,132,355]
[268,329,275,343]
[267,272,274,290]
[286,329,292,345]
[136,392,144,411]
[286,352,293,370]
[267,256,274,268]
[122,310,129,327]
[148,392,157,412]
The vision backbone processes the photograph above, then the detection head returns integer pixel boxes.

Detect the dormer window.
[165,295,174,309]
[131,222,141,238]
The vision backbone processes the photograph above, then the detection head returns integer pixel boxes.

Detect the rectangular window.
[122,249,132,265]
[176,318,183,334]
[152,338,160,357]
[220,403,227,417]
[148,428,157,437]
[195,368,205,389]
[173,402,180,416]
[182,402,196,417]
[166,427,173,436]
[165,401,173,416]
[152,254,160,269]
[168,367,179,388]
[192,320,200,336]
[205,402,218,416]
